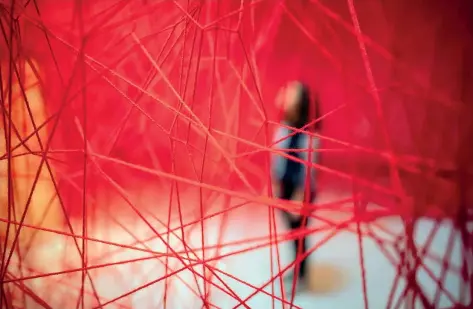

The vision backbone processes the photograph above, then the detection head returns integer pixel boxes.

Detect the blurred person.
[271,81,322,291]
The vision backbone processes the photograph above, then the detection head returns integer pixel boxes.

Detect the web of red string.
[0,1,471,309]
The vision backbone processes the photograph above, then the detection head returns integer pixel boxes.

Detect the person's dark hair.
[295,83,322,131]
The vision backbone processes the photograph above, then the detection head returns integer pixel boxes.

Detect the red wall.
[7,0,473,215]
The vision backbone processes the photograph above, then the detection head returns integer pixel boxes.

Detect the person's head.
[279,81,322,131]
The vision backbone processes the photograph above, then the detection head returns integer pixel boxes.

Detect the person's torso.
[272,123,319,186]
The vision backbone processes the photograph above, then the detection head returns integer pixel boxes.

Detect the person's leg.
[280,181,309,281]
[283,186,317,281]
[282,212,308,280]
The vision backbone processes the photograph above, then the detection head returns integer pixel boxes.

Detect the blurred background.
[1,0,472,308]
